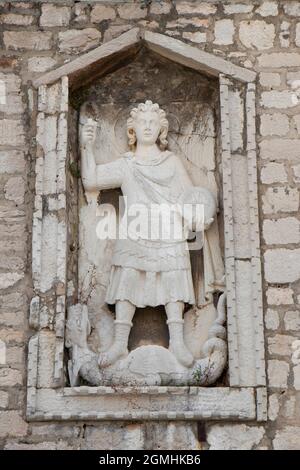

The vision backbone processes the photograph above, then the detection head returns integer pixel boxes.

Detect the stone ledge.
[27,386,256,422]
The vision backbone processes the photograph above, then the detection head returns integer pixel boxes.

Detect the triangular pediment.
[33,28,256,89]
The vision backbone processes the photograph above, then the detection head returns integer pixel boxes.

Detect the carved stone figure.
[66,100,227,386]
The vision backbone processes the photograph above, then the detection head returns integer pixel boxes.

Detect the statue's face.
[133,110,161,146]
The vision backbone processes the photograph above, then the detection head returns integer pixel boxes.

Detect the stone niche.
[28,29,267,422]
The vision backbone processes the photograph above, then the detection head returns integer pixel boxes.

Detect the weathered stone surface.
[32,424,81,438]
[4,176,25,205]
[0,13,34,26]
[4,441,75,450]
[258,53,300,68]
[260,139,299,161]
[259,72,281,88]
[266,287,294,307]
[144,422,199,450]
[265,309,280,330]
[265,249,300,283]
[239,21,275,50]
[268,334,294,356]
[214,19,234,45]
[284,311,300,331]
[58,29,101,54]
[0,391,9,409]
[0,151,25,174]
[0,120,24,147]
[150,1,171,15]
[268,394,279,421]
[0,273,23,289]
[260,162,287,184]
[296,24,300,47]
[0,368,22,387]
[83,423,145,450]
[182,32,206,43]
[27,57,57,73]
[0,311,24,327]
[207,424,265,450]
[91,5,116,23]
[256,2,278,17]
[262,187,299,214]
[167,18,209,28]
[176,2,217,15]
[0,411,28,438]
[4,32,52,50]
[284,2,300,16]
[260,113,289,136]
[293,164,300,182]
[294,364,300,390]
[261,91,297,108]
[103,24,132,43]
[224,4,253,14]
[263,218,300,245]
[118,4,147,19]
[268,360,289,388]
[293,114,300,134]
[40,4,71,27]
[74,3,89,24]
[273,426,300,450]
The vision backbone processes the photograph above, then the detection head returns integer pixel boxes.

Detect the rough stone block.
[0,151,25,174]
[4,176,25,205]
[265,309,280,330]
[268,334,294,356]
[27,57,57,73]
[259,72,281,88]
[0,411,28,438]
[266,287,294,305]
[40,4,71,27]
[273,426,300,450]
[268,360,289,388]
[224,4,253,14]
[261,90,297,108]
[58,29,101,54]
[0,13,34,25]
[83,423,145,450]
[206,424,265,450]
[260,162,287,184]
[284,2,300,16]
[182,32,206,43]
[150,1,171,15]
[265,248,300,283]
[91,5,116,22]
[294,364,300,390]
[239,21,275,49]
[176,2,217,15]
[118,4,147,19]
[284,311,300,331]
[263,218,300,245]
[214,19,234,45]
[0,120,24,147]
[268,394,279,421]
[4,31,52,50]
[0,391,9,409]
[0,368,22,387]
[262,187,299,214]
[256,2,278,16]
[260,113,289,136]
[258,53,300,68]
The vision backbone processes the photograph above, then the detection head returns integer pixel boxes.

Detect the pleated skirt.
[105,265,195,308]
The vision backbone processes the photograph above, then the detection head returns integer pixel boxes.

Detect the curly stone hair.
[127,100,169,150]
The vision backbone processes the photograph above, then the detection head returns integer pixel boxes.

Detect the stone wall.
[0,0,300,450]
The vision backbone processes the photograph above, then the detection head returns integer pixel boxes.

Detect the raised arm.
[80,119,123,192]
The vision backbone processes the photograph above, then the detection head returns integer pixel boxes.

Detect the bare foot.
[98,344,128,368]
[169,342,194,368]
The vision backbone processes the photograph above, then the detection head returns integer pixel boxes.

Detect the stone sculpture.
[66,100,227,386]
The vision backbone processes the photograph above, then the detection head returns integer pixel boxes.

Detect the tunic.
[95,150,195,308]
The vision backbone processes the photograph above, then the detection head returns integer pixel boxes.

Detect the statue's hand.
[204,217,214,231]
[80,119,97,148]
